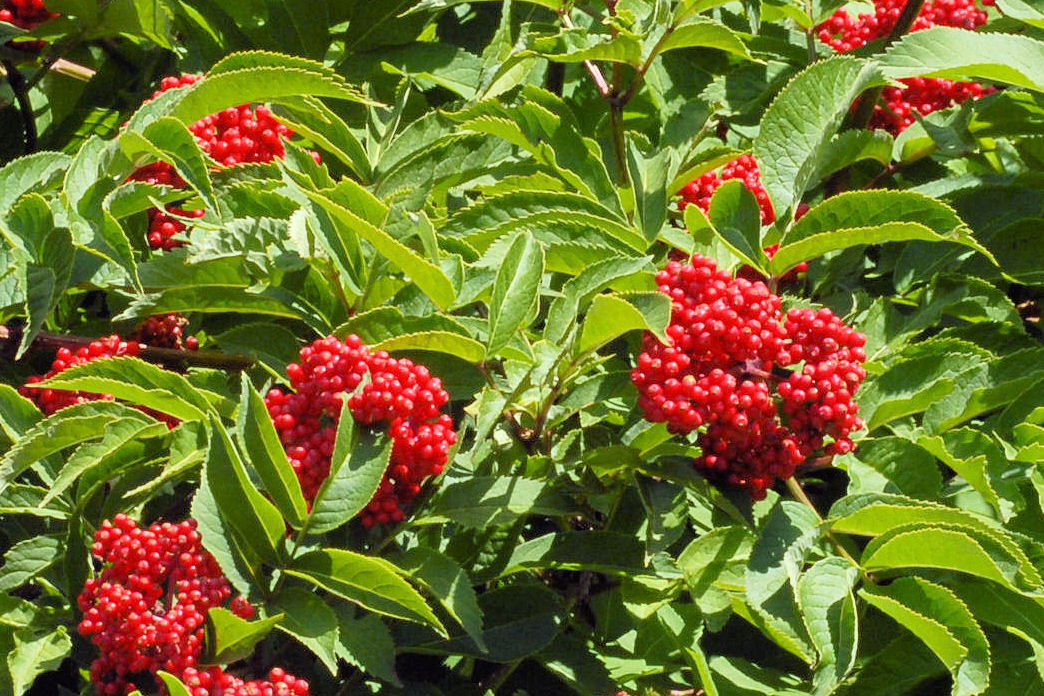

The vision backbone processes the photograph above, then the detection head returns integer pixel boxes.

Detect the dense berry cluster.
[264,335,456,526]
[0,0,56,31]
[20,336,142,415]
[631,254,866,498]
[817,0,994,133]
[130,313,199,350]
[679,155,775,225]
[129,74,299,249]
[76,516,259,695]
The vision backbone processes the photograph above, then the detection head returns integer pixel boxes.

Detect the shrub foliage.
[2,0,1044,695]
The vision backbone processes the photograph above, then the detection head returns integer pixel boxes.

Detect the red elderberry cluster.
[631,255,866,498]
[76,515,260,695]
[129,74,302,250]
[130,313,199,351]
[264,335,456,526]
[19,335,142,416]
[679,155,775,225]
[817,0,994,134]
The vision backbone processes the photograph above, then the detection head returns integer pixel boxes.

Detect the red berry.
[678,155,775,225]
[130,313,198,351]
[264,336,456,524]
[817,0,994,134]
[632,255,867,498]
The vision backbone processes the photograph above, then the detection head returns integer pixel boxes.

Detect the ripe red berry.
[264,336,456,525]
[632,254,867,498]
[0,0,58,50]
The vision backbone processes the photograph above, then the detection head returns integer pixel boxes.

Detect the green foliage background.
[2,0,1044,695]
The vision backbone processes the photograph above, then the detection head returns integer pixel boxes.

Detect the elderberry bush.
[2,1,1044,696]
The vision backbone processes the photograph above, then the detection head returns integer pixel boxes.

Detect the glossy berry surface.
[264,335,456,526]
[631,254,867,498]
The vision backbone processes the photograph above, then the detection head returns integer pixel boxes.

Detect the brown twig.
[0,324,256,371]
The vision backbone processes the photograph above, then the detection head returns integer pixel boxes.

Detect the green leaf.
[881,27,1044,92]
[157,671,193,696]
[19,229,74,359]
[371,331,486,363]
[951,578,1044,682]
[772,190,989,275]
[860,577,990,696]
[0,402,152,495]
[202,607,283,665]
[0,152,71,213]
[287,549,445,634]
[204,416,286,566]
[0,536,62,592]
[271,588,340,675]
[679,526,752,628]
[797,558,859,695]
[544,254,654,345]
[121,116,218,212]
[528,29,643,66]
[392,547,486,651]
[128,59,371,133]
[917,429,1025,522]
[0,385,41,443]
[745,501,820,664]
[235,375,307,528]
[707,179,765,270]
[861,523,1044,597]
[35,356,214,422]
[487,231,544,354]
[7,626,71,695]
[418,476,572,528]
[754,56,885,215]
[577,291,671,355]
[191,470,258,598]
[307,412,392,535]
[858,340,990,430]
[43,418,168,506]
[337,614,401,686]
[657,16,755,60]
[304,189,455,310]
[503,531,645,576]
[442,189,644,255]
[403,583,562,662]
[273,97,372,182]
